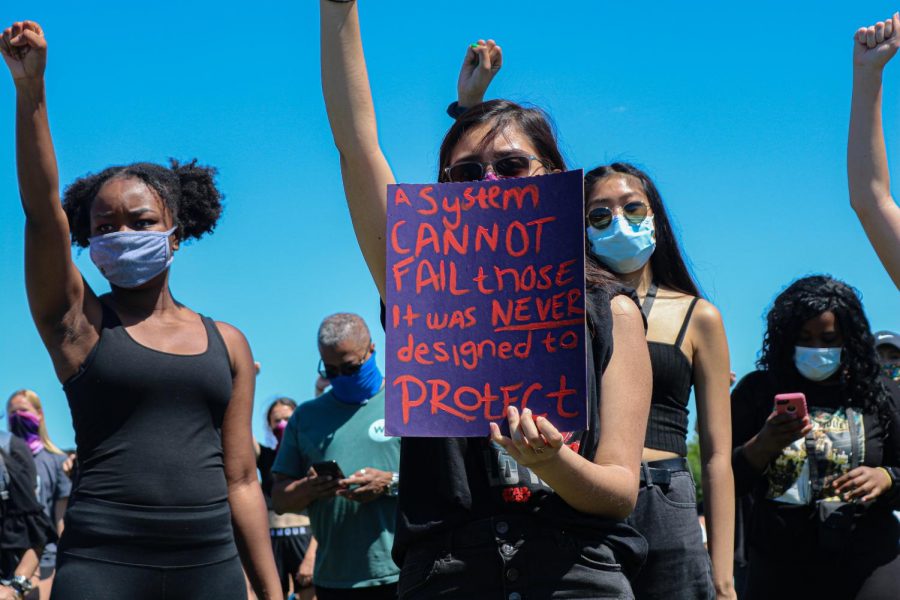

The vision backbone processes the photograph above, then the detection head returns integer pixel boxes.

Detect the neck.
[617,265,654,298]
[108,273,179,318]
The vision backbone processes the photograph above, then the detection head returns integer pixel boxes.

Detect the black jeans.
[398,515,634,599]
[52,553,245,600]
[625,464,714,600]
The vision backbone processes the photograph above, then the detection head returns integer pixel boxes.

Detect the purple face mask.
[8,410,43,455]
[482,171,501,181]
[89,227,177,289]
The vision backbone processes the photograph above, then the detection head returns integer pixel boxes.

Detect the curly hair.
[757,275,888,418]
[61,158,223,247]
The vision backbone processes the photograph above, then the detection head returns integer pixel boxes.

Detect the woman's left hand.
[833,466,893,502]
[489,406,565,467]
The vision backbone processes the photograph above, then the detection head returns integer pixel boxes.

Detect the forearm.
[228,481,280,600]
[15,79,60,222]
[271,477,315,514]
[702,453,735,594]
[320,0,380,160]
[13,549,39,579]
[531,446,637,519]
[739,434,776,473]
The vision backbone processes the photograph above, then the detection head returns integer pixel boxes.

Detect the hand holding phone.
[311,460,345,480]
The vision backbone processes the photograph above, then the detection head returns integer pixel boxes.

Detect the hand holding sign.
[489,406,566,467]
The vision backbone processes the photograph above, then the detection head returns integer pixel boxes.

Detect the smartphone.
[311,460,345,480]
[774,393,808,420]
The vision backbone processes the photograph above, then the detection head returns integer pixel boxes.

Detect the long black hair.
[757,275,889,419]
[62,158,223,247]
[440,100,614,292]
[584,163,700,297]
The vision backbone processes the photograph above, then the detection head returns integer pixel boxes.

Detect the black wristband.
[446,101,470,120]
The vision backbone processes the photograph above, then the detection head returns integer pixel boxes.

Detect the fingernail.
[471,42,480,48]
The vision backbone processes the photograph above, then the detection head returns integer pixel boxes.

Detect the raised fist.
[457,39,502,109]
[1,21,46,82]
[854,13,900,70]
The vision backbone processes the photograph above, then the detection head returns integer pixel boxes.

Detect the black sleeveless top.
[62,303,233,506]
[385,287,646,571]
[640,283,698,456]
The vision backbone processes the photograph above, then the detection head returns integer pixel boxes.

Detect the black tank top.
[641,282,697,456]
[63,302,233,506]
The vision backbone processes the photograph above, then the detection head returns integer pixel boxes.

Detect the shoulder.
[609,294,644,331]
[213,320,249,347]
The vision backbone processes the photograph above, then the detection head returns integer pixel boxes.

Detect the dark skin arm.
[1,21,101,382]
[271,470,342,515]
[217,322,281,600]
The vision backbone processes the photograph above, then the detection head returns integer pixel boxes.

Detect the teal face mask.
[587,216,656,274]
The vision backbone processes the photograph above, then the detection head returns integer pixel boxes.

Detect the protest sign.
[385,170,587,436]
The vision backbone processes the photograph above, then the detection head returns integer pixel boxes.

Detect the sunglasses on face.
[586,201,650,230]
[443,155,547,183]
[317,342,372,379]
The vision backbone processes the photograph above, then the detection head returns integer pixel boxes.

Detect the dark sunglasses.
[586,202,650,230]
[443,154,548,183]
[317,342,372,379]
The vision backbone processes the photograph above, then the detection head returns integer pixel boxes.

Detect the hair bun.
[169,158,224,241]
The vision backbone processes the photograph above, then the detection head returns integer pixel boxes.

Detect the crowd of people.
[0,3,898,600]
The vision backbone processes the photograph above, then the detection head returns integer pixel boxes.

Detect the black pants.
[398,516,635,599]
[625,465,714,599]
[271,526,312,595]
[316,583,398,600]
[51,553,246,600]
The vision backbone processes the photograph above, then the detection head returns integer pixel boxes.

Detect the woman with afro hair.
[731,275,900,599]
[1,21,280,599]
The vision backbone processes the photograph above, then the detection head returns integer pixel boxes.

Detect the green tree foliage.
[686,433,703,505]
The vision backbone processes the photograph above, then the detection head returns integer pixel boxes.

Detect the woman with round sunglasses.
[731,276,900,599]
[320,2,651,598]
[1,21,280,600]
[584,163,736,600]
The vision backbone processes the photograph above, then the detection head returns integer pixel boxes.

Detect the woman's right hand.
[0,21,46,83]
[756,411,812,455]
[457,39,502,109]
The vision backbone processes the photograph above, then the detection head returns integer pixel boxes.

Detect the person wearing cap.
[875,330,900,383]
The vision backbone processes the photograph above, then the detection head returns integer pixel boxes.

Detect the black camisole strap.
[641,281,659,320]
[674,297,700,348]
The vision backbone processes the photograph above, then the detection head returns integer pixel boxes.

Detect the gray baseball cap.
[874,330,900,351]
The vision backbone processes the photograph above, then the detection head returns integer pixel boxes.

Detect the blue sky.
[1,1,897,448]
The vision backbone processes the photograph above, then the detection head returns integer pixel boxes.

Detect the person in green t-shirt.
[272,313,400,600]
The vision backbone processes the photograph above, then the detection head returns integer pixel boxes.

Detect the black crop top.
[641,283,698,456]
[62,302,233,506]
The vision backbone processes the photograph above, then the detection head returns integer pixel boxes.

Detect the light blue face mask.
[89,227,177,289]
[329,352,384,404]
[587,215,657,274]
[794,346,843,382]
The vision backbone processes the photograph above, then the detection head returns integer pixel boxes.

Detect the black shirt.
[731,370,900,558]
[257,445,277,511]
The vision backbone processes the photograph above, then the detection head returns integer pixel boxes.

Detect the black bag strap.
[640,281,659,320]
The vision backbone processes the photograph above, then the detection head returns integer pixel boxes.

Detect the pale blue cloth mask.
[587,215,657,274]
[794,346,843,382]
[89,227,177,289]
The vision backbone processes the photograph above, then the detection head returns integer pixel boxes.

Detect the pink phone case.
[774,393,808,420]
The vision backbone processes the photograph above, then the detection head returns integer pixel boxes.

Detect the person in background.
[848,12,900,289]
[874,330,900,383]
[732,275,900,599]
[255,398,317,600]
[583,164,735,600]
[272,313,400,600]
[5,390,69,599]
[0,428,55,600]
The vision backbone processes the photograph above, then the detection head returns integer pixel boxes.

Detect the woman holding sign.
[320,1,651,598]
[0,21,280,599]
[584,164,736,599]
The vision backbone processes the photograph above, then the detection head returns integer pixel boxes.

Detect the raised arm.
[848,13,900,289]
[490,295,651,518]
[320,0,395,299]
[1,22,99,378]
